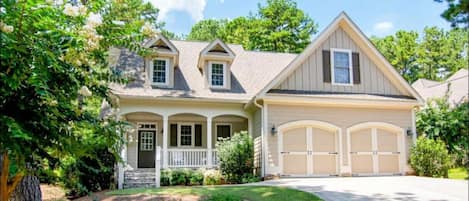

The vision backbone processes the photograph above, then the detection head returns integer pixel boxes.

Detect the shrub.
[417,98,469,166]
[189,169,204,185]
[410,136,453,177]
[216,131,254,183]
[61,147,116,197]
[240,173,260,184]
[170,169,188,185]
[160,169,172,186]
[203,169,222,185]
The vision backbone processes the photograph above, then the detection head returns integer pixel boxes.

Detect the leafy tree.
[187,19,228,41]
[252,0,317,53]
[435,0,469,28]
[371,31,419,82]
[416,96,469,166]
[0,0,159,200]
[187,0,318,53]
[161,29,184,40]
[372,27,468,82]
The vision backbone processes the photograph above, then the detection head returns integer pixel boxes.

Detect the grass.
[448,167,468,180]
[107,185,323,201]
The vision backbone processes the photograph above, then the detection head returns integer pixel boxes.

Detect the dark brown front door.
[138,130,156,168]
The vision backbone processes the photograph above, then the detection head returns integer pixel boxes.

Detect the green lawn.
[107,186,323,201]
[448,167,468,180]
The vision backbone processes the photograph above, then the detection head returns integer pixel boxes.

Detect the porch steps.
[123,169,158,189]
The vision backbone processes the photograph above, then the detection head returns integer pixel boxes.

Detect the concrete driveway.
[252,176,468,201]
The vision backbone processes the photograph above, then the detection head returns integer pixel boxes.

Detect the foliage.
[448,167,469,180]
[216,131,256,184]
[61,147,116,197]
[186,19,228,41]
[108,186,323,201]
[435,0,469,28]
[203,169,222,185]
[417,97,469,166]
[187,0,318,53]
[170,169,187,185]
[189,169,204,186]
[0,0,160,199]
[410,137,453,177]
[371,27,468,83]
[160,168,206,186]
[160,169,172,186]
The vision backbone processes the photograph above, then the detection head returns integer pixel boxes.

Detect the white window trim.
[330,48,353,86]
[177,123,195,147]
[208,61,227,89]
[215,123,232,140]
[150,57,170,86]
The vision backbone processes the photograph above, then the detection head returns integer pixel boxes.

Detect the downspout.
[252,96,266,177]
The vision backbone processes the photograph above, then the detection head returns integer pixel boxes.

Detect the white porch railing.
[167,149,218,168]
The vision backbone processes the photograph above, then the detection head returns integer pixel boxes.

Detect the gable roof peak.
[254,12,423,104]
[201,38,236,57]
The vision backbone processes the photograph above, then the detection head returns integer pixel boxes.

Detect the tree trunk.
[9,175,41,201]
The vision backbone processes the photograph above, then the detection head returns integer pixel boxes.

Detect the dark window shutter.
[322,50,331,83]
[170,124,177,146]
[352,52,361,84]
[195,124,202,147]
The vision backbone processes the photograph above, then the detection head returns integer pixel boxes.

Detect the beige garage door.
[282,126,338,176]
[350,127,401,175]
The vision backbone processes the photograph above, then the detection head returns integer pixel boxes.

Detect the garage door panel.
[351,129,372,152]
[283,155,307,175]
[312,128,336,152]
[378,155,399,173]
[313,155,337,174]
[283,127,307,152]
[377,129,398,152]
[351,155,373,173]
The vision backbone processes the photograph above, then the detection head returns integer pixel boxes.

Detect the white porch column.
[163,115,169,168]
[207,116,213,167]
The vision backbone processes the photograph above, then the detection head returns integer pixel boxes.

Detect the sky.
[149,0,451,38]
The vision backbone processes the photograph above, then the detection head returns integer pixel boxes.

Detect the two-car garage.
[278,120,405,177]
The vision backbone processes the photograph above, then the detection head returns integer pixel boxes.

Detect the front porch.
[121,112,249,170]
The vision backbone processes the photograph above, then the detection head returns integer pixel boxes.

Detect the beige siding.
[266,103,412,175]
[252,109,262,171]
[274,27,406,96]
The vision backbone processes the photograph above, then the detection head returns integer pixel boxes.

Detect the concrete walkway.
[251,176,468,201]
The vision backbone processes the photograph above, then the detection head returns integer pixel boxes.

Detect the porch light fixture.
[271,125,277,135]
[406,128,412,136]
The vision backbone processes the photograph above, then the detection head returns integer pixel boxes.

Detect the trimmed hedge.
[160,168,218,186]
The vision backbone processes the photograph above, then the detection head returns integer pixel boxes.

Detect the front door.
[138,130,156,168]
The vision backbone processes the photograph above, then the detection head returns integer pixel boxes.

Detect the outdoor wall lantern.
[406,128,413,136]
[271,124,278,135]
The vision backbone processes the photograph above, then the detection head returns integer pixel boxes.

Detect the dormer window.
[143,33,179,88]
[152,58,169,85]
[198,39,235,90]
[209,62,227,88]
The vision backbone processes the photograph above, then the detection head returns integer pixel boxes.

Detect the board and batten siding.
[274,27,407,96]
[265,103,413,175]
